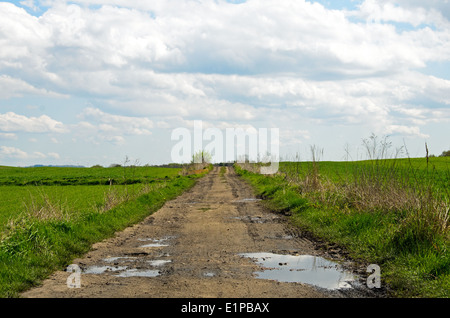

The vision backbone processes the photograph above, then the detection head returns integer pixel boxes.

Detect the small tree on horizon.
[191,150,212,164]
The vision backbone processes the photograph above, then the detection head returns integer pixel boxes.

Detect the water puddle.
[138,236,173,248]
[233,198,262,203]
[103,256,136,263]
[203,272,216,277]
[83,265,127,275]
[264,235,294,240]
[240,252,358,290]
[83,257,171,278]
[138,236,174,242]
[148,260,172,267]
[115,269,161,278]
[140,243,169,248]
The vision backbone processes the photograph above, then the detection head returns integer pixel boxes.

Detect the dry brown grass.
[21,189,72,222]
[179,162,211,175]
[277,138,450,238]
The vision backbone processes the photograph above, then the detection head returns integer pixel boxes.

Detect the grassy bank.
[0,166,209,298]
[235,158,449,298]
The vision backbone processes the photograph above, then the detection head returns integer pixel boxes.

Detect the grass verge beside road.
[235,158,449,298]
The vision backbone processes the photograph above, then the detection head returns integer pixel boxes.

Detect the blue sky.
[0,0,449,166]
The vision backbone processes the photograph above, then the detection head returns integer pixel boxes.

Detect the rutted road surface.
[23,167,376,298]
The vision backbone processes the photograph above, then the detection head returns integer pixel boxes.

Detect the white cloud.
[0,75,64,99]
[0,112,67,133]
[0,133,17,140]
[0,0,449,163]
[79,107,153,135]
[361,0,450,27]
[355,0,442,26]
[48,152,60,159]
[0,146,62,160]
[103,135,125,146]
[72,108,155,146]
[20,0,39,11]
[385,125,430,138]
[0,146,28,159]
[1,0,448,110]
[280,129,311,147]
[181,71,450,128]
[3,0,448,83]
[33,151,47,158]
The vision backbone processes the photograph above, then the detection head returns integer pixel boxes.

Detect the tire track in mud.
[22,167,378,298]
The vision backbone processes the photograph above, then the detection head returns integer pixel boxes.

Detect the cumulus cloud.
[0,146,61,160]
[48,152,60,159]
[354,0,444,26]
[0,75,64,99]
[2,0,448,83]
[0,146,28,159]
[72,107,154,145]
[359,0,450,26]
[20,0,39,11]
[0,111,67,133]
[78,107,153,135]
[385,125,430,138]
[1,0,449,163]
[178,71,450,130]
[1,0,448,99]
[0,133,17,140]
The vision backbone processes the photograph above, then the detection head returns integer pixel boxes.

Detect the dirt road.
[22,167,375,298]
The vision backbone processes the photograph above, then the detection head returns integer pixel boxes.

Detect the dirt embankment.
[22,166,378,298]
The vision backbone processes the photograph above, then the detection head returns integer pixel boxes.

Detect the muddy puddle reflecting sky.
[233,198,262,203]
[240,252,358,290]
[83,265,127,275]
[138,236,174,248]
[148,260,171,266]
[115,269,161,278]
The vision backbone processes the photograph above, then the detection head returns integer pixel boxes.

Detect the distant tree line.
[440,150,450,157]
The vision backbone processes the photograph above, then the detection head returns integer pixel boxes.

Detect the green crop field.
[279,157,450,190]
[0,165,182,231]
[236,156,450,298]
[0,184,149,231]
[0,164,209,297]
[0,165,180,186]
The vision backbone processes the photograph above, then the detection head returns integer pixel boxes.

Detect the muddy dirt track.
[22,167,380,298]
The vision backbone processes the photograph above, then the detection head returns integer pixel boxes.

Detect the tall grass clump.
[346,136,449,247]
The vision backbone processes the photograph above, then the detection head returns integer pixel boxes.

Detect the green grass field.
[279,157,450,192]
[0,165,179,186]
[0,165,182,231]
[236,156,450,298]
[0,164,209,297]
